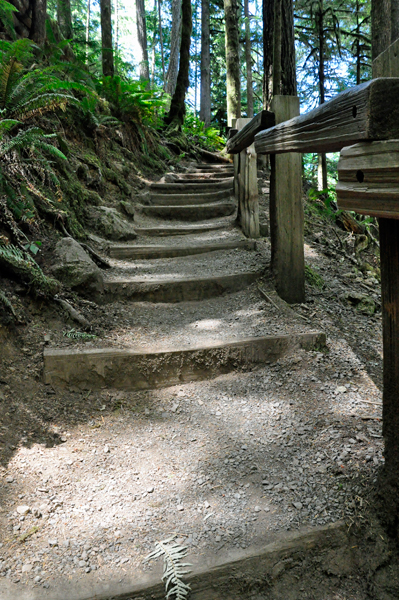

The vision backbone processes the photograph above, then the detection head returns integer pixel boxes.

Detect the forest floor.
[0,165,397,600]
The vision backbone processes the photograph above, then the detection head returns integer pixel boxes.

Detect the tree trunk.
[114,0,119,57]
[86,0,90,63]
[371,0,391,59]
[244,0,253,117]
[30,0,47,45]
[164,0,192,126]
[281,0,296,95]
[136,0,150,81]
[158,0,166,84]
[57,0,73,39]
[262,0,274,109]
[317,0,327,191]
[100,0,114,76]
[273,0,282,95]
[224,0,241,126]
[165,0,182,95]
[200,0,211,124]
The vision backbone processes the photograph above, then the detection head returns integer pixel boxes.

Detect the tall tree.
[158,0,166,84]
[164,0,192,126]
[30,0,47,45]
[136,0,150,81]
[224,0,241,125]
[57,0,73,39]
[200,0,211,125]
[244,0,254,116]
[165,0,182,95]
[262,0,274,108]
[100,0,114,76]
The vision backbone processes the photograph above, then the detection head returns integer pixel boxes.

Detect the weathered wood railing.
[228,54,399,526]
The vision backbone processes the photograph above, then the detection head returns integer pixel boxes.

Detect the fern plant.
[0,242,60,296]
[146,536,192,600]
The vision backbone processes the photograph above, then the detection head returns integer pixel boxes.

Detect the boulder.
[85,206,137,240]
[52,238,104,295]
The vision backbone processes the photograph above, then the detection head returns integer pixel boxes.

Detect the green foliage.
[99,76,169,124]
[0,243,60,296]
[181,112,225,151]
[146,536,192,600]
[305,265,325,289]
[307,187,341,220]
[63,328,97,340]
[0,0,17,39]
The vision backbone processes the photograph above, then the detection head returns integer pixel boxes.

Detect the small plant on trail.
[305,264,325,289]
[146,535,192,600]
[63,329,97,340]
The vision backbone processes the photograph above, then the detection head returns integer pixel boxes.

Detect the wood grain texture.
[226,110,275,154]
[337,140,399,219]
[255,78,399,155]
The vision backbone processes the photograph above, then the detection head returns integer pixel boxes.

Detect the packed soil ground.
[0,164,397,600]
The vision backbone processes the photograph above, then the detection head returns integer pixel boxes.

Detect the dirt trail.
[0,161,393,600]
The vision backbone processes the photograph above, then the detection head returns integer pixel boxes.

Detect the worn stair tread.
[147,189,232,205]
[43,330,326,390]
[101,271,264,303]
[134,219,234,236]
[150,178,233,192]
[108,239,256,259]
[138,201,236,221]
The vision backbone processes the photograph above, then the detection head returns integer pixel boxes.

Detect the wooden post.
[379,218,399,534]
[236,117,260,238]
[231,119,240,204]
[270,95,304,303]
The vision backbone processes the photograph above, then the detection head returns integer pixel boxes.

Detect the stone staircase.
[44,161,324,391]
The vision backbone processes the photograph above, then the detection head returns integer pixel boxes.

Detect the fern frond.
[0,56,22,109]
[145,536,192,600]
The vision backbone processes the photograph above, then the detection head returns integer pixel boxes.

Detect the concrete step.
[149,178,233,193]
[101,270,263,303]
[134,220,233,236]
[108,239,256,259]
[43,331,326,391]
[138,201,235,221]
[147,189,231,206]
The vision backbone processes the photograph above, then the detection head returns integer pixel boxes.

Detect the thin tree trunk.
[30,0,47,45]
[244,0,253,117]
[115,0,119,58]
[151,3,157,87]
[57,0,73,39]
[224,0,241,125]
[100,0,114,76]
[164,0,192,126]
[137,0,150,81]
[272,0,282,95]
[200,0,211,125]
[355,0,361,84]
[158,0,166,84]
[86,0,90,63]
[317,0,327,191]
[281,0,296,95]
[165,0,182,95]
[262,0,274,109]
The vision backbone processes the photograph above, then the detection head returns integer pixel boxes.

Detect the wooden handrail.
[226,110,275,154]
[254,78,399,155]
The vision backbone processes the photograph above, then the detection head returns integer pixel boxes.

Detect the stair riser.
[108,240,256,259]
[134,222,232,236]
[150,180,233,193]
[43,332,326,391]
[139,202,235,221]
[185,172,233,178]
[147,190,232,206]
[101,272,261,303]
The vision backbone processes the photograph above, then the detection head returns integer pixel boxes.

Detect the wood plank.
[336,140,399,219]
[226,110,275,154]
[255,78,399,155]
[373,37,399,77]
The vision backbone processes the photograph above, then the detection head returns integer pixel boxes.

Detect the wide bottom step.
[43,331,326,391]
